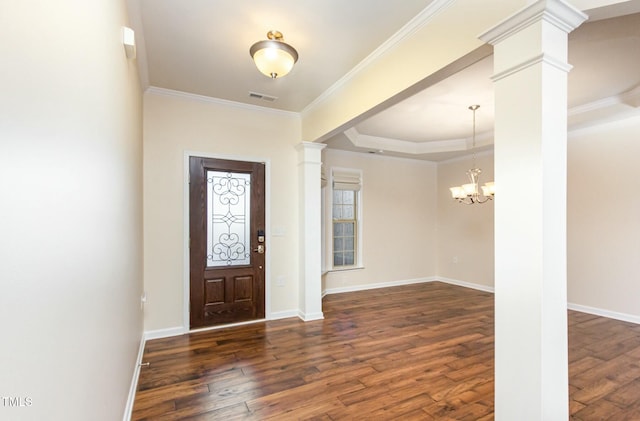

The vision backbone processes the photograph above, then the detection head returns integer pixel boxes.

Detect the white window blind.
[332,170,361,191]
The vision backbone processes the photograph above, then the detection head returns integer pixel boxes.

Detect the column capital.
[295,141,327,152]
[479,0,587,45]
[296,141,327,165]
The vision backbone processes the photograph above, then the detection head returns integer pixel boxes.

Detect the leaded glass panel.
[206,171,251,267]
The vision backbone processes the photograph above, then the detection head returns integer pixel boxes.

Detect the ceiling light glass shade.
[462,182,478,196]
[250,31,298,79]
[481,182,495,196]
[449,186,465,199]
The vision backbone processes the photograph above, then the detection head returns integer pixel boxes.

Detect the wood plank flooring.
[132,282,640,420]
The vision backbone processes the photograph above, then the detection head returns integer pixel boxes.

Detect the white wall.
[0,1,143,420]
[322,150,438,291]
[143,90,302,332]
[568,114,640,319]
[437,153,495,288]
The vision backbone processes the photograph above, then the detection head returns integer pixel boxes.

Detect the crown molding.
[145,86,301,118]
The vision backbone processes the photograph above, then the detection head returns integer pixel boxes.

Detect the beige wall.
[142,88,640,331]
[143,91,302,332]
[437,153,495,288]
[568,115,640,318]
[322,150,438,291]
[0,0,143,419]
[434,114,640,319]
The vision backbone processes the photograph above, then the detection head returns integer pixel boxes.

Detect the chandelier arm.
[455,195,492,205]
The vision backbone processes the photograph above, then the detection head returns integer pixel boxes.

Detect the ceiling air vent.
[249,91,278,102]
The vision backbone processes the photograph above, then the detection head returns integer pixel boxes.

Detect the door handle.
[254,244,265,254]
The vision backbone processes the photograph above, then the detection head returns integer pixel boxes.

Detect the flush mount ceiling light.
[250,30,298,79]
[449,105,495,205]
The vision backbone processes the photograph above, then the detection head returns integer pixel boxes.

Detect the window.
[331,169,362,268]
[333,190,356,266]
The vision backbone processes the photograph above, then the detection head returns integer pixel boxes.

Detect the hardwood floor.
[132,282,640,420]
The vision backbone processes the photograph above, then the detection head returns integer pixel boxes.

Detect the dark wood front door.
[189,156,265,328]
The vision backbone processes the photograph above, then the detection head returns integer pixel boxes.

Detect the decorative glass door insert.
[206,171,251,267]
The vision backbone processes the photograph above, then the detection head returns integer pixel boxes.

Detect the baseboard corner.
[437,277,495,293]
[298,310,324,322]
[144,326,187,341]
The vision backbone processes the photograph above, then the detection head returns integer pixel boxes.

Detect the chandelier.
[449,105,495,204]
[249,30,298,79]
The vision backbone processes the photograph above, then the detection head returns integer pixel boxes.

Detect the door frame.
[183,151,271,331]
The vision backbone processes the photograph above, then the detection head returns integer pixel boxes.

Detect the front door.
[189,156,265,328]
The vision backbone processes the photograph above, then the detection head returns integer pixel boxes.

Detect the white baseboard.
[298,310,324,321]
[568,302,640,325]
[438,277,640,326]
[270,310,299,320]
[144,326,186,341]
[142,313,302,341]
[122,334,146,421]
[323,276,436,295]
[141,312,300,342]
[437,277,495,293]
[322,276,494,296]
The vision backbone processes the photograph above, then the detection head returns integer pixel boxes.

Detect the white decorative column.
[479,1,587,420]
[296,141,327,321]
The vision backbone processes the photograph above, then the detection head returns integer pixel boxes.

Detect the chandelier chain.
[470,104,479,168]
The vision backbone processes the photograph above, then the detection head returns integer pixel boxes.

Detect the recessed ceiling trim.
[568,85,640,131]
[570,85,640,115]
[326,147,439,166]
[438,149,495,164]
[625,86,640,108]
[345,127,471,155]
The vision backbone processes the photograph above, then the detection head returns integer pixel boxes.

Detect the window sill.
[326,266,365,273]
